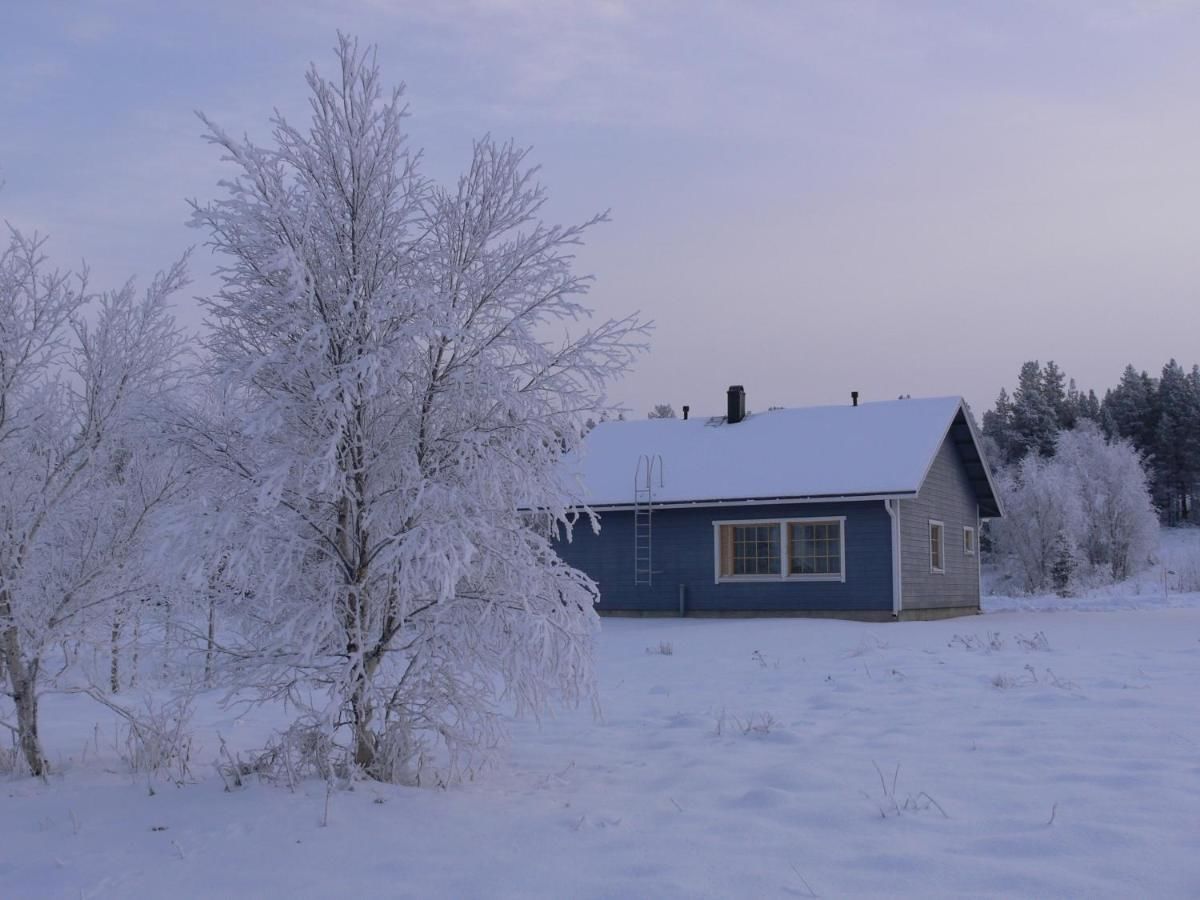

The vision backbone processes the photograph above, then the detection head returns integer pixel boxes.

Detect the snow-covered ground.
[6,604,1199,898]
[8,526,1200,899]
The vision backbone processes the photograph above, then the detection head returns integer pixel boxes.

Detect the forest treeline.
[981,359,1200,524]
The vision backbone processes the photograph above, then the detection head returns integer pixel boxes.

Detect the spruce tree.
[1154,360,1200,522]
[1064,378,1082,430]
[982,388,1014,463]
[1009,361,1058,459]
[1042,361,1071,430]
[1102,364,1158,455]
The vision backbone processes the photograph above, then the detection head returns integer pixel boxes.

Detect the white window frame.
[963,525,976,556]
[713,516,846,584]
[929,519,945,574]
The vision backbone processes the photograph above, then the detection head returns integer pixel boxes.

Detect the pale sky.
[4,1,1200,416]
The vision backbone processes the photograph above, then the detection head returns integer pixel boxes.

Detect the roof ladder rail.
[633,453,664,586]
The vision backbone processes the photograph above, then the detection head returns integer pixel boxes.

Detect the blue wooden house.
[556,387,1002,620]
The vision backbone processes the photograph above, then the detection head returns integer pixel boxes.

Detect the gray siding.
[899,435,981,611]
[556,501,893,615]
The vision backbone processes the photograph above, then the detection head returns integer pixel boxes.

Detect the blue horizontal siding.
[556,501,893,614]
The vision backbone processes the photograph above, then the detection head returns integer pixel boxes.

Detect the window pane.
[930,523,943,570]
[727,524,780,575]
[789,521,842,576]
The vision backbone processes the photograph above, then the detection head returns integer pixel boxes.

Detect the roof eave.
[948,401,1004,518]
[574,490,919,512]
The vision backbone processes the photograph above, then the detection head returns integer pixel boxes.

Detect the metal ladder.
[634,454,664,585]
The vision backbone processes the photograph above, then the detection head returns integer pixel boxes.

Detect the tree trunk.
[351,688,376,772]
[110,609,122,694]
[0,610,47,777]
[162,599,173,682]
[11,668,45,777]
[205,595,216,686]
[130,609,140,689]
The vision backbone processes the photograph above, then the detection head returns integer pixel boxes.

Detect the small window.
[929,520,945,574]
[963,526,976,556]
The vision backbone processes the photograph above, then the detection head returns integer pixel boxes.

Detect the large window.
[929,520,945,574]
[716,517,845,582]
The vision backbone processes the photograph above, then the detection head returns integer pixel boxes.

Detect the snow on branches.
[991,424,1158,593]
[180,36,648,782]
[0,226,189,775]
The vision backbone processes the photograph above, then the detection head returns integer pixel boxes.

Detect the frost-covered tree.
[181,37,647,781]
[0,227,187,775]
[991,453,1085,593]
[992,422,1159,592]
[1055,424,1158,581]
[647,404,676,419]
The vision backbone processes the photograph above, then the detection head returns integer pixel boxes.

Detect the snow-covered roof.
[565,395,1001,515]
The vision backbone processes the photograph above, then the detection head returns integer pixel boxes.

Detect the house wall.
[898,435,981,611]
[556,500,893,615]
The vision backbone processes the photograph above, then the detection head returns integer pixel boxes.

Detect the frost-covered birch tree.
[182,36,647,782]
[992,454,1085,593]
[992,424,1158,593]
[1055,424,1158,581]
[0,227,187,775]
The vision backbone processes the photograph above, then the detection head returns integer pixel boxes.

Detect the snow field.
[4,607,1200,898]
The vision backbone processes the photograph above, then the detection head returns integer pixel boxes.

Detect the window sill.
[718,574,845,584]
